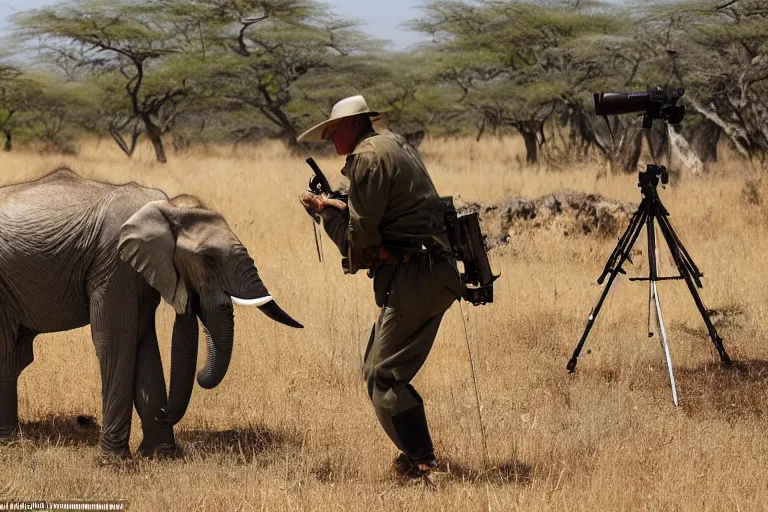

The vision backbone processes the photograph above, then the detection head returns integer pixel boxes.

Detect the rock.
[456,190,636,249]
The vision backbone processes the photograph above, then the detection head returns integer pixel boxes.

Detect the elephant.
[0,167,302,458]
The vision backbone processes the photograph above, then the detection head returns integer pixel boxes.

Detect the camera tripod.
[566,164,731,406]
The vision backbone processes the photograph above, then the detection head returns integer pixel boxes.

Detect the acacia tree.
[24,79,95,153]
[0,70,95,153]
[666,0,768,166]
[170,0,374,149]
[408,0,621,164]
[558,6,679,172]
[77,71,145,156]
[406,0,726,172]
[11,0,201,162]
[0,64,25,151]
[292,51,451,139]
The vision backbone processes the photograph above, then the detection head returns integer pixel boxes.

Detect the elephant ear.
[118,200,189,315]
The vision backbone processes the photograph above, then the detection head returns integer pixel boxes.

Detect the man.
[297,95,463,481]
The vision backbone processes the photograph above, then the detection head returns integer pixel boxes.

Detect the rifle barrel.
[305,157,332,195]
[306,157,322,174]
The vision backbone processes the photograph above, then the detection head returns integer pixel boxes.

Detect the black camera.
[594,86,685,128]
[443,198,498,306]
[638,163,669,190]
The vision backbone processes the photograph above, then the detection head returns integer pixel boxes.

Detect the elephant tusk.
[256,299,304,329]
[231,295,273,307]
[231,295,304,328]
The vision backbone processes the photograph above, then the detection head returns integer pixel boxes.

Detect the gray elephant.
[0,168,302,458]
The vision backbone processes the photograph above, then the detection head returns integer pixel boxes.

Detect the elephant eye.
[200,251,218,269]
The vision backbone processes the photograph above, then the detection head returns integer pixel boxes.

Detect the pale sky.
[0,0,431,50]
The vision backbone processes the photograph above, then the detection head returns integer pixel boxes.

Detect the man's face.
[328,115,368,155]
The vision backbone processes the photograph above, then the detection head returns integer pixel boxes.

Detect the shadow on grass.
[676,306,748,338]
[439,458,534,486]
[675,359,768,421]
[16,414,100,447]
[9,414,297,468]
[176,424,299,465]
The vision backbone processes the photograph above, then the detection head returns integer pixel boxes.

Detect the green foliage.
[3,0,768,168]
[180,0,380,145]
[404,0,636,161]
[9,0,204,161]
[0,70,94,152]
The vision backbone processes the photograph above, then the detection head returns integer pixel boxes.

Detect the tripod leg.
[567,209,648,373]
[648,277,655,338]
[598,204,647,284]
[651,280,679,406]
[655,213,732,367]
[647,210,680,405]
[657,212,703,287]
[647,210,658,339]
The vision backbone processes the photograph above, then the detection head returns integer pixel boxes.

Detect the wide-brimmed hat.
[297,95,381,143]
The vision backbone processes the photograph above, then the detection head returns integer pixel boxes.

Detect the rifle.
[303,158,348,263]
[306,157,332,196]
[306,157,348,202]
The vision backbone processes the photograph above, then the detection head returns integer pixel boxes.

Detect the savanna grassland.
[1,137,768,511]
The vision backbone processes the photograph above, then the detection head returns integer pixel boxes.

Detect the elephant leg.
[0,325,35,440]
[134,310,176,458]
[0,378,17,441]
[14,328,36,374]
[90,287,138,458]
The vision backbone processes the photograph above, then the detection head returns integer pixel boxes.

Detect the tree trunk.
[109,128,139,157]
[2,110,14,152]
[683,96,750,158]
[283,131,304,153]
[269,107,303,153]
[256,101,302,153]
[520,128,538,164]
[128,131,140,156]
[610,126,643,174]
[172,133,189,153]
[141,114,167,164]
[690,119,721,163]
[646,122,669,161]
[476,119,486,142]
[566,103,612,159]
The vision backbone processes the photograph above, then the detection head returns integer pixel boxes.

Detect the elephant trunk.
[156,309,199,425]
[229,258,303,329]
[229,254,270,300]
[196,300,235,389]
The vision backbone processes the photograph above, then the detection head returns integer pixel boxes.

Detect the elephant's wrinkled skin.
[0,168,301,457]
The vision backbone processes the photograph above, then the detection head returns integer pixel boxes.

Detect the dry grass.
[0,136,767,511]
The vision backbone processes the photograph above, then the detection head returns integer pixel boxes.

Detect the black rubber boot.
[391,392,435,465]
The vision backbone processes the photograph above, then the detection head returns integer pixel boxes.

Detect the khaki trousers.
[362,255,460,462]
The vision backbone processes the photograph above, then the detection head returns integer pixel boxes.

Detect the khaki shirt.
[321,130,452,275]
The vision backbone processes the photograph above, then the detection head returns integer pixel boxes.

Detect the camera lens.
[594,91,652,116]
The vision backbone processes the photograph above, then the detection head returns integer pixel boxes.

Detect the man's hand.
[300,191,347,213]
[300,191,325,213]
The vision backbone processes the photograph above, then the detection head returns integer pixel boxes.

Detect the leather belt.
[378,247,416,265]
